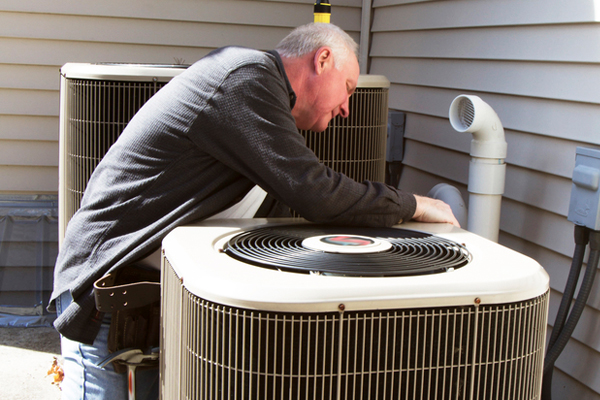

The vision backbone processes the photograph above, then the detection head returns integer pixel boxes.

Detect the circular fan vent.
[224,225,471,277]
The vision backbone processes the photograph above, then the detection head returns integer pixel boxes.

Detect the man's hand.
[411,194,460,227]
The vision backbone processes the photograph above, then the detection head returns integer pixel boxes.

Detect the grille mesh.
[61,75,388,228]
[63,78,167,224]
[294,86,388,218]
[457,97,476,129]
[224,224,471,276]
[161,260,549,400]
[300,87,388,184]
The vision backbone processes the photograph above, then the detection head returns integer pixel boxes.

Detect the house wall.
[4,0,599,395]
[368,0,600,397]
[0,0,361,318]
[0,0,361,196]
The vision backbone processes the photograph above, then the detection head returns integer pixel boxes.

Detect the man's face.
[295,49,360,132]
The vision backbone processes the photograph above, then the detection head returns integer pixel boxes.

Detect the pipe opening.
[457,98,475,129]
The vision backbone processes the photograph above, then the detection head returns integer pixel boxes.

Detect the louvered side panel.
[63,78,167,225]
[178,294,339,399]
[473,292,549,400]
[337,294,548,400]
[295,85,388,218]
[162,255,548,400]
[339,307,476,400]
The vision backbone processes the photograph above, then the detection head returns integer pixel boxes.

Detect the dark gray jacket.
[50,47,416,344]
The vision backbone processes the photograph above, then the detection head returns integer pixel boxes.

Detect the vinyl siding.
[5,0,600,395]
[0,0,361,316]
[0,0,361,195]
[369,0,600,396]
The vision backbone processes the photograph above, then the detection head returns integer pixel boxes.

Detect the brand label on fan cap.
[302,234,393,254]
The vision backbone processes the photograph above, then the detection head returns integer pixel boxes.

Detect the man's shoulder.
[200,46,275,70]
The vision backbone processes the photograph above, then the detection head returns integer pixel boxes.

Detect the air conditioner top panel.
[60,63,188,82]
[162,219,549,312]
[60,63,389,88]
[357,74,390,88]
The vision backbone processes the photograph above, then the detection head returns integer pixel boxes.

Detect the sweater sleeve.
[186,55,416,227]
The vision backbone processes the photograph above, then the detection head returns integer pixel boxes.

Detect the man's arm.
[411,194,460,227]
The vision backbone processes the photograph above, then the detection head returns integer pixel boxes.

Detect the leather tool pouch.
[93,265,160,373]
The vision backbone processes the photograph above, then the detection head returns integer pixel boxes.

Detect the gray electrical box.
[568,147,600,230]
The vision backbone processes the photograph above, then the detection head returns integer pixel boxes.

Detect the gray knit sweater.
[50,47,416,344]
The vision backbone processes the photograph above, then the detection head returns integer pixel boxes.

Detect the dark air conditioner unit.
[58,63,390,240]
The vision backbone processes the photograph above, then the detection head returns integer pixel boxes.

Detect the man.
[50,23,458,399]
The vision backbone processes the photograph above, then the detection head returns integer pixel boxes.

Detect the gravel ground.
[0,327,62,400]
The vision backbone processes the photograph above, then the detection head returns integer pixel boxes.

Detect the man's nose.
[339,96,350,118]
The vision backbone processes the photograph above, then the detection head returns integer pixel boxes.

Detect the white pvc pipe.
[449,95,507,242]
[467,157,505,242]
[359,0,373,73]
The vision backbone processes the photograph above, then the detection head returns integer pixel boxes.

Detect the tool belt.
[93,265,160,373]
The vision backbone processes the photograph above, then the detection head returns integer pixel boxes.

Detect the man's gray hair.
[275,23,359,70]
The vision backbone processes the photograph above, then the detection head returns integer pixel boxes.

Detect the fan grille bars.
[223,225,471,276]
[62,78,167,227]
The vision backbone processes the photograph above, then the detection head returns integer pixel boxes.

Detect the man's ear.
[313,47,333,75]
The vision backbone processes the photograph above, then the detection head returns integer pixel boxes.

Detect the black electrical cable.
[542,227,600,400]
[547,224,589,351]
[542,225,588,400]
[545,229,600,370]
[542,225,589,399]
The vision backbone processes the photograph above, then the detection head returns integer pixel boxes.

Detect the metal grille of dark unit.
[293,86,389,219]
[64,78,167,224]
[299,87,388,184]
[223,224,471,276]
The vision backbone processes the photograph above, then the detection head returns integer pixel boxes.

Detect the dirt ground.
[0,327,62,400]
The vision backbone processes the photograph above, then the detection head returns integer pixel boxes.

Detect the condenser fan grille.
[300,87,388,184]
[63,78,167,223]
[224,225,471,276]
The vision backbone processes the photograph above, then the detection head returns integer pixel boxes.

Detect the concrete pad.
[0,327,62,400]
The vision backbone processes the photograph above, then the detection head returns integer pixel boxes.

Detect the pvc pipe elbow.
[427,183,468,228]
[449,95,507,159]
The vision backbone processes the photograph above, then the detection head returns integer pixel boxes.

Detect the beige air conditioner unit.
[58,63,390,241]
[58,63,186,243]
[160,218,549,400]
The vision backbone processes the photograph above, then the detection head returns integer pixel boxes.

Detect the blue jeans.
[56,291,159,399]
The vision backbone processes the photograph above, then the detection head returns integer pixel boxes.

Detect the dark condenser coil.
[299,75,390,184]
